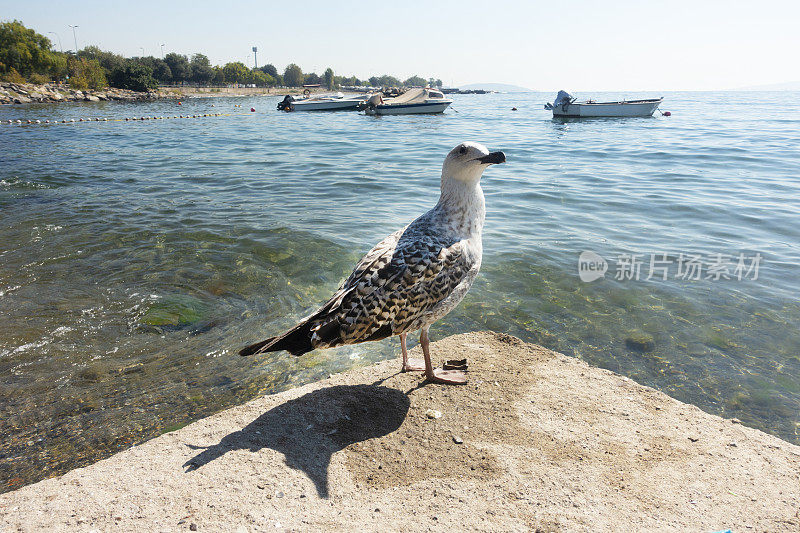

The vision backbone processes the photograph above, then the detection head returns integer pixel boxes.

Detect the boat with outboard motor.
[360,88,453,115]
[277,92,368,112]
[545,90,663,117]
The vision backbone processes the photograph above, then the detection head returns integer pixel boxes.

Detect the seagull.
[239,142,506,384]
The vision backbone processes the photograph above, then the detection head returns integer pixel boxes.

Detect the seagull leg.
[420,326,467,385]
[401,333,425,372]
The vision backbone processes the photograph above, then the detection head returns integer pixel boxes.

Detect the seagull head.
[442,142,506,185]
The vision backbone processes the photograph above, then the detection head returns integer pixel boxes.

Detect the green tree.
[0,20,58,77]
[190,53,213,85]
[1,67,25,83]
[222,61,249,84]
[212,65,225,85]
[378,74,400,87]
[251,70,275,87]
[68,57,107,90]
[260,64,278,77]
[109,61,158,92]
[435,79,443,88]
[304,72,321,85]
[78,45,125,75]
[339,75,362,87]
[324,67,335,90]
[164,52,190,84]
[152,60,172,84]
[403,75,427,87]
[49,53,68,81]
[283,63,303,86]
[136,56,171,84]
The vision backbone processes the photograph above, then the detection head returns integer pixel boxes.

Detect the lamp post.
[160,44,165,59]
[48,32,63,53]
[68,25,79,54]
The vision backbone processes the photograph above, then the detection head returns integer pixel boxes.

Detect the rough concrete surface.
[1,331,798,532]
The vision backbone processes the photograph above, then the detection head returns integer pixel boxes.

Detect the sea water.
[1,91,798,491]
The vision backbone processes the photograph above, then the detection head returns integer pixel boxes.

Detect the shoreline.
[1,331,797,531]
[1,82,356,105]
[0,82,179,105]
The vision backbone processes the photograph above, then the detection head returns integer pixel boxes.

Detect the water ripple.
[0,91,799,492]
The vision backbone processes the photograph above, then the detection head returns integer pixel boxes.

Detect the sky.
[2,0,799,90]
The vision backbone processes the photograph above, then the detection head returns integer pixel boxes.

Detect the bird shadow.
[182,384,410,498]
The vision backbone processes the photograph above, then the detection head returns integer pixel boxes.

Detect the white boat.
[361,88,453,115]
[277,92,367,112]
[545,90,663,117]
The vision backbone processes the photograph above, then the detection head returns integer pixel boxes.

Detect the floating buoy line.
[2,112,253,126]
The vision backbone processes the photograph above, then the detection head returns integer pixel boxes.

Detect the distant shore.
[169,86,340,97]
[1,331,797,532]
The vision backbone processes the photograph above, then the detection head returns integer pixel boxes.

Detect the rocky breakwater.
[0,82,178,105]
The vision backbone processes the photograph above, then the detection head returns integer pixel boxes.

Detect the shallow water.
[1,91,799,492]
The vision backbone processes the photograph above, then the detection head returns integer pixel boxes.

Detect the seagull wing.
[310,227,473,347]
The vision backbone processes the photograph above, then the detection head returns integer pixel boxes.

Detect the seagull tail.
[239,320,315,357]
[238,336,278,356]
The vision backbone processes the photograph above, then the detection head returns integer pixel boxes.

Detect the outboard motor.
[554,90,574,110]
[359,92,383,112]
[545,90,575,111]
[553,90,573,106]
[277,94,295,111]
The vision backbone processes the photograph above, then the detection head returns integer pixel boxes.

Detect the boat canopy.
[384,88,436,105]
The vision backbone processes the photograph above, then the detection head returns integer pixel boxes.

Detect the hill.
[734,81,800,91]
[458,82,534,92]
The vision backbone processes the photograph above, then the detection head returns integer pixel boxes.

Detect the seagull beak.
[474,151,506,165]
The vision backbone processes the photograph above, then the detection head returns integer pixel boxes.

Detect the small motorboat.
[277,92,367,112]
[545,90,663,117]
[360,88,453,115]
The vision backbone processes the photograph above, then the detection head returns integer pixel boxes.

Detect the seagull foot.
[427,368,468,385]
[401,358,426,372]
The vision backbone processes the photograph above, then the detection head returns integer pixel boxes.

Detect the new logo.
[578,251,608,282]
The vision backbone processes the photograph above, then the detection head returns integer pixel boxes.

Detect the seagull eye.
[459,145,467,155]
